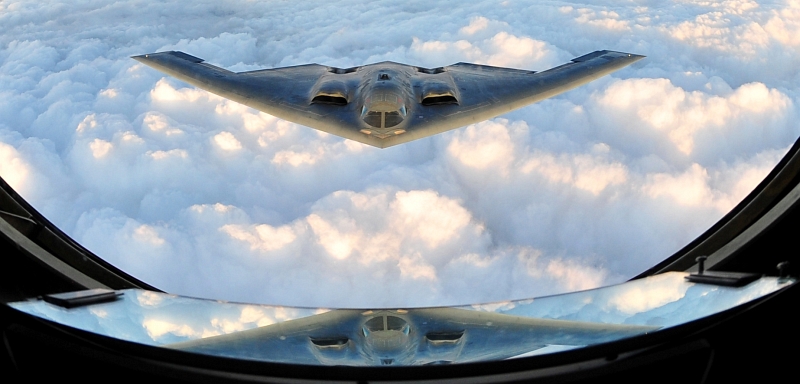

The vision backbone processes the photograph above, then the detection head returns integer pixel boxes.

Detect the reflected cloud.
[8,275,792,365]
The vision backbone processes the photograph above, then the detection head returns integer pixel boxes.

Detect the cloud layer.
[1,0,798,307]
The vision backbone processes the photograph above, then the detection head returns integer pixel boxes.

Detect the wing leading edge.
[133,50,643,148]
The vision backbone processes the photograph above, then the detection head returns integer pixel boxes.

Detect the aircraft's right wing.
[406,307,658,364]
[364,50,644,148]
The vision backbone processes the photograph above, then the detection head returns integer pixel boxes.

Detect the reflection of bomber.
[168,307,656,366]
[133,50,644,148]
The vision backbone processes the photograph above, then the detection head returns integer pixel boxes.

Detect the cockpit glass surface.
[386,316,407,330]
[365,316,385,331]
[9,274,794,366]
[1,1,799,310]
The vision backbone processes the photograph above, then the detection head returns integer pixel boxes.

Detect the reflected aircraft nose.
[362,315,412,355]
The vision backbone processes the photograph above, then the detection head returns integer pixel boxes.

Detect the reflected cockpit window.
[364,316,385,332]
[386,316,407,331]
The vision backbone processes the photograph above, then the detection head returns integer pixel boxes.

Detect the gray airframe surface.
[167,307,657,366]
[133,50,644,148]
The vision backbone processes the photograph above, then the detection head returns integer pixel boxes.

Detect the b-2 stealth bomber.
[133,50,643,148]
[167,307,657,366]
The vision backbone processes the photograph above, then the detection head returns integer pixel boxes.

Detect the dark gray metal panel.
[0,177,156,294]
[0,216,108,291]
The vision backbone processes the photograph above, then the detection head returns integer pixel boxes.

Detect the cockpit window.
[362,111,405,129]
[4,0,797,373]
[386,316,407,331]
[384,111,403,128]
[363,111,382,128]
[364,316,385,332]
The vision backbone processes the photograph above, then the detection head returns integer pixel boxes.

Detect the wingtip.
[628,53,646,63]
[130,54,151,62]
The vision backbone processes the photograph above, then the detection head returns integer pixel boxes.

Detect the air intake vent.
[329,67,358,74]
[425,331,464,344]
[309,336,349,349]
[420,80,459,106]
[311,95,348,106]
[421,95,458,106]
[417,67,446,74]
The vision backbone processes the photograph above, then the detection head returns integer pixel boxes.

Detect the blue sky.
[1,0,798,307]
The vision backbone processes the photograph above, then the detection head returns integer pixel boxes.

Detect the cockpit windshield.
[364,316,385,332]
[2,0,800,378]
[2,0,797,326]
[386,316,407,331]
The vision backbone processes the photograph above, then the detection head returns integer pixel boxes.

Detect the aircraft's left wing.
[131,51,373,145]
[165,309,366,365]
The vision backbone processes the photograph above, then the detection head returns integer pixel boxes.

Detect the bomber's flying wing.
[133,50,643,148]
[166,307,657,366]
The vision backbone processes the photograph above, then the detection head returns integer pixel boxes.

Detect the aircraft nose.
[362,315,412,352]
[361,93,407,130]
[365,330,412,358]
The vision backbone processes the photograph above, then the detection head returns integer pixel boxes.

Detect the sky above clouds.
[1,0,799,308]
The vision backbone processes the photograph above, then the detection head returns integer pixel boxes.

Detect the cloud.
[447,120,516,173]
[590,78,796,164]
[406,31,564,70]
[0,141,32,193]
[220,223,296,252]
[459,17,491,35]
[572,8,632,31]
[1,0,798,308]
[213,131,242,151]
[520,147,628,195]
